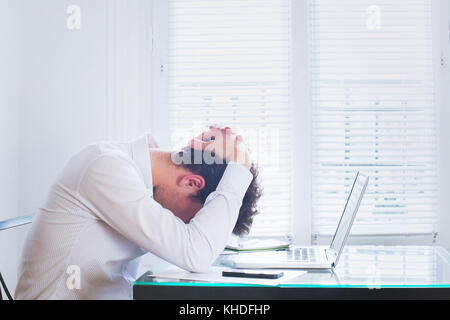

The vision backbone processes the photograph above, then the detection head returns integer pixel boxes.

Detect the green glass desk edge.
[134,247,450,289]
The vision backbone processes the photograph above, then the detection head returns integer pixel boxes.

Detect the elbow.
[183,240,217,273]
[181,220,225,273]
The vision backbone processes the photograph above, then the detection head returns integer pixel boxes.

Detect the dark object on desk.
[222,270,284,279]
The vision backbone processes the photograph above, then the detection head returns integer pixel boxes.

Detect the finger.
[224,128,236,136]
[201,131,215,142]
[220,126,235,134]
[203,141,216,154]
[193,129,219,142]
[209,127,224,135]
[209,123,223,130]
[210,124,235,134]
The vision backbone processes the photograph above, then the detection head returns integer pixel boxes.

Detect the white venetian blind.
[167,0,293,236]
[310,0,437,236]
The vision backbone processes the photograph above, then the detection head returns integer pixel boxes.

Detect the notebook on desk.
[223,172,369,269]
[225,238,290,252]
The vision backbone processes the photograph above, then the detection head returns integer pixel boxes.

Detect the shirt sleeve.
[78,153,253,272]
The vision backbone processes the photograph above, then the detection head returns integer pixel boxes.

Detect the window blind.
[310,0,437,236]
[167,0,293,237]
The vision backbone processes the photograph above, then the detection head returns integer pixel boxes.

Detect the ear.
[178,174,206,193]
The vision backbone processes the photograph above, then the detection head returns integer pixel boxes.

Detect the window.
[153,0,443,243]
[166,0,294,237]
[310,0,437,238]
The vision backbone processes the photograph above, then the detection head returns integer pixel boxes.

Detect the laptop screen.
[329,172,369,257]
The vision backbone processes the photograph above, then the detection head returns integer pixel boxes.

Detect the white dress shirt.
[15,133,252,300]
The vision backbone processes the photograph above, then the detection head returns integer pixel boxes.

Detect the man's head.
[151,146,262,237]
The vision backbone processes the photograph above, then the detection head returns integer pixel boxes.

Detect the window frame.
[150,0,450,247]
[150,0,170,148]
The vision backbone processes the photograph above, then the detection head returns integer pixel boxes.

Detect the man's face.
[152,127,235,223]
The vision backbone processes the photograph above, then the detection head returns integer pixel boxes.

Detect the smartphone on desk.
[222,269,284,279]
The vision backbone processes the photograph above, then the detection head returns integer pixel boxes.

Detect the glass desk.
[133,246,450,300]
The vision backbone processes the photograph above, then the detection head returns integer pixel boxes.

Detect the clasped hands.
[189,125,251,169]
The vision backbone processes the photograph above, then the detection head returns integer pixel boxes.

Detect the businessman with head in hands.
[15,125,261,299]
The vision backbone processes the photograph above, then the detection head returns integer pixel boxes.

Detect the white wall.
[17,0,152,218]
[1,0,153,295]
[18,0,109,219]
[0,0,21,296]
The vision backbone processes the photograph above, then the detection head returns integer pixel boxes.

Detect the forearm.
[80,156,252,272]
[141,163,253,272]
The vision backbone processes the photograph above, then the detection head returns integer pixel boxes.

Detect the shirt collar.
[130,133,158,191]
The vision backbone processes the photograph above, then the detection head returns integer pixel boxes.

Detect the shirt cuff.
[216,162,253,201]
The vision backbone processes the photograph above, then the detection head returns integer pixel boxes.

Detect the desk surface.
[133,246,450,299]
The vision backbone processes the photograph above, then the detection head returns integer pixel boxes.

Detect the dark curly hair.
[175,147,262,237]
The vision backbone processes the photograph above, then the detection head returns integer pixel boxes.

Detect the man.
[15,126,261,299]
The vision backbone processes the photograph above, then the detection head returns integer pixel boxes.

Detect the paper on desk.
[149,267,306,286]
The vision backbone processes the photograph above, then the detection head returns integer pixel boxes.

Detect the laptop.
[224,171,369,269]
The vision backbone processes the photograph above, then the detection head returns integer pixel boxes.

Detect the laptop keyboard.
[288,248,318,263]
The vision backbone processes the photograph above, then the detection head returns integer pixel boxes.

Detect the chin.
[153,188,201,223]
[173,203,203,224]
